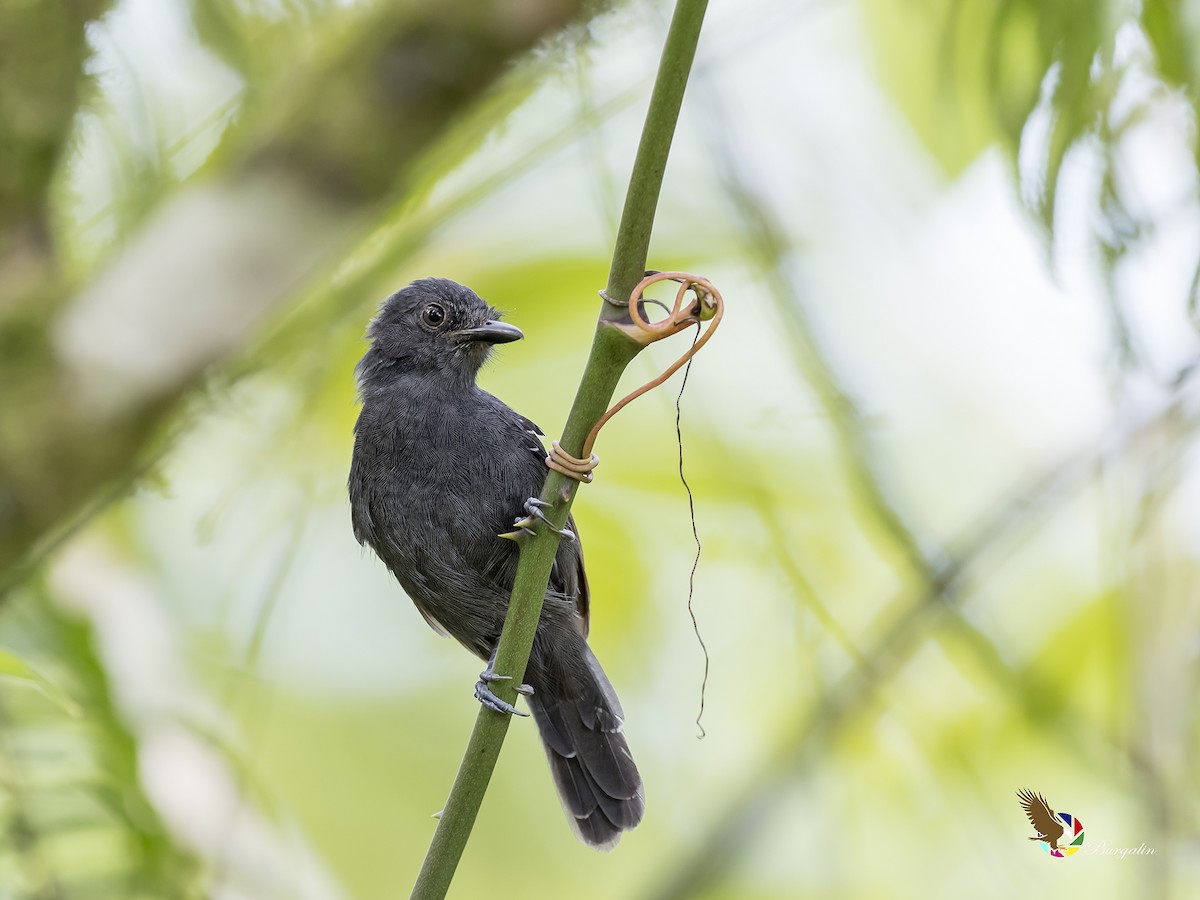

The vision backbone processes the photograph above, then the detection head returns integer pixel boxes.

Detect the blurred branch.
[1121,406,1200,894]
[229,0,840,395]
[411,3,710,897]
[223,67,656,391]
[0,0,112,301]
[648,368,1200,900]
[699,85,942,585]
[0,700,65,900]
[0,586,204,897]
[44,537,343,897]
[0,2,115,589]
[659,54,1200,898]
[0,0,586,590]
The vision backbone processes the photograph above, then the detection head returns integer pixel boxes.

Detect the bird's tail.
[527,645,644,851]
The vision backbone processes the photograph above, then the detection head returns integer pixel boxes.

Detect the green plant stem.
[410,2,709,898]
[604,0,710,316]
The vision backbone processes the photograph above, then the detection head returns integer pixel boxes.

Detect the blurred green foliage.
[0,592,200,898]
[1,0,1199,898]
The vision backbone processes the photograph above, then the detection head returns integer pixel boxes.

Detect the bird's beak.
[453,320,524,344]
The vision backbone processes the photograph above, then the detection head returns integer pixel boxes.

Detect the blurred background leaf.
[1,0,1199,897]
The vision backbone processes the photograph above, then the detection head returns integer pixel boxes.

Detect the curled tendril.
[548,272,724,488]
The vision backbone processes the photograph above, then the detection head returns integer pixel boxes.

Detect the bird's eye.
[421,304,446,328]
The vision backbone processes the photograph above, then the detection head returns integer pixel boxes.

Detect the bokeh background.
[2,0,1199,897]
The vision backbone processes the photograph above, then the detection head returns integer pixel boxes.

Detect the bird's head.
[358,278,523,389]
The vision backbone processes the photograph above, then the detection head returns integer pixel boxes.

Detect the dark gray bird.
[348,278,644,850]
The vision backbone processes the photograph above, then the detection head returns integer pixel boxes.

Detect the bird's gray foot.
[478,668,534,695]
[503,497,575,541]
[475,666,531,716]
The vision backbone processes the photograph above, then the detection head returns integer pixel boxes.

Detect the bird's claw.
[475,665,531,716]
[506,497,575,541]
[474,683,524,716]
[497,523,538,541]
[478,670,533,695]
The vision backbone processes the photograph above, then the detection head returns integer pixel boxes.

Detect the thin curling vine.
[543,270,722,738]
[545,271,724,484]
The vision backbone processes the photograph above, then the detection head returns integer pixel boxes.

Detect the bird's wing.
[488,396,591,636]
[545,515,590,638]
[518,415,551,470]
[1017,790,1063,838]
[517,414,544,438]
[570,516,591,636]
[513,406,589,634]
[415,604,452,638]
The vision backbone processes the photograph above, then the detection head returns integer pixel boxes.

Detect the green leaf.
[859,0,1112,212]
[1141,0,1194,88]
[0,646,82,716]
[0,646,36,679]
[859,0,1043,175]
[1140,0,1200,179]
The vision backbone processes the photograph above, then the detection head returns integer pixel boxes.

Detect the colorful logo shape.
[1039,811,1085,858]
[1017,789,1085,858]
